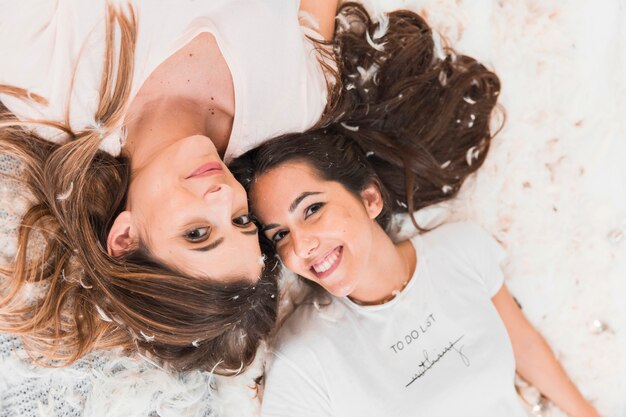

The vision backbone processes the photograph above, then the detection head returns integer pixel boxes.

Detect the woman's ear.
[360,182,384,220]
[107,211,138,257]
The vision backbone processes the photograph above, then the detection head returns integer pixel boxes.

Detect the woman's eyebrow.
[289,191,322,213]
[260,191,323,233]
[262,224,279,233]
[190,226,256,251]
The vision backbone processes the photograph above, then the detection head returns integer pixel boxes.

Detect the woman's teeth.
[312,248,340,273]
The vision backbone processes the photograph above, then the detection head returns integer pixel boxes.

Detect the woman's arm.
[492,284,601,417]
[298,0,339,40]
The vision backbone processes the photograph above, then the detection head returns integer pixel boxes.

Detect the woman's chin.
[325,282,355,298]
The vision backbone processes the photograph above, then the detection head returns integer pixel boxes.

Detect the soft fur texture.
[1,1,624,416]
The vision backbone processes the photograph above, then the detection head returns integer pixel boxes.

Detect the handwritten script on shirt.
[405,335,470,388]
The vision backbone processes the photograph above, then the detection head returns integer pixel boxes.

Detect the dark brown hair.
[0,4,278,374]
[232,2,502,231]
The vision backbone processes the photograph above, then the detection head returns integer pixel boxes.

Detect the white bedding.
[1,1,624,416]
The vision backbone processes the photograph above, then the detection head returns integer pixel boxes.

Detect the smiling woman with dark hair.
[230,4,600,415]
[233,132,600,417]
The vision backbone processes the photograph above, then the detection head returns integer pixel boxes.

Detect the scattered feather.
[466,146,480,166]
[335,13,350,32]
[365,30,386,52]
[438,71,448,86]
[140,331,155,342]
[372,13,389,39]
[56,182,74,201]
[340,122,359,132]
[432,31,445,59]
[356,63,380,84]
[95,305,112,322]
[79,278,93,289]
[441,160,452,169]
[463,95,477,105]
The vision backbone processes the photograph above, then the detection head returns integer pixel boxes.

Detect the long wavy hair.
[0,4,279,374]
[232,3,502,231]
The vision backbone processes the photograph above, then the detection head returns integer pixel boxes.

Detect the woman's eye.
[304,203,324,218]
[184,227,209,243]
[271,230,288,244]
[233,213,256,227]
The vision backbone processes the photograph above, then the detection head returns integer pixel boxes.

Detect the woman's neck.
[348,228,417,306]
[122,32,234,166]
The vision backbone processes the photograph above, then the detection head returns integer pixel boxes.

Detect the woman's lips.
[186,161,223,179]
[310,246,343,280]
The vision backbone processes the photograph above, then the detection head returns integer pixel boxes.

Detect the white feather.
[365,30,386,52]
[372,13,389,40]
[340,122,359,132]
[140,331,155,342]
[95,305,112,322]
[356,63,380,84]
[463,95,477,105]
[335,13,350,32]
[79,278,92,289]
[56,182,74,201]
[465,146,479,166]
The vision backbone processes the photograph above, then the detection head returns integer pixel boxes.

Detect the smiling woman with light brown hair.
[0,0,339,373]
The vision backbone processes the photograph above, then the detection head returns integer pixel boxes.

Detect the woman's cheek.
[279,246,298,273]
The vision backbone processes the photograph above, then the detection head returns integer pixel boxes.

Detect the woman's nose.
[203,183,226,196]
[292,231,319,259]
[201,183,236,223]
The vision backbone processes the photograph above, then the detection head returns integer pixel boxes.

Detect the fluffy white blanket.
[1,1,623,416]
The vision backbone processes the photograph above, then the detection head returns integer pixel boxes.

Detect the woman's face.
[249,162,382,297]
[122,135,262,282]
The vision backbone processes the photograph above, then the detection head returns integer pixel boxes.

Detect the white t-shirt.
[261,222,528,417]
[0,0,328,160]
